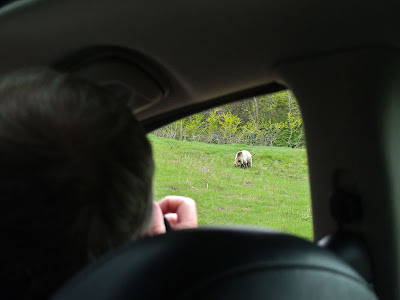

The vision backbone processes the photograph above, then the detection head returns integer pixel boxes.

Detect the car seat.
[50,227,377,300]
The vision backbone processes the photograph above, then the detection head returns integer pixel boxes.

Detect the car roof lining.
[1,0,399,124]
[54,46,170,114]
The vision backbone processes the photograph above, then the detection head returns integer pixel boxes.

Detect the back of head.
[0,68,154,299]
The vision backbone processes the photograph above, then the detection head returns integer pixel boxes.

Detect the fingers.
[164,213,178,225]
[148,202,166,235]
[142,197,197,238]
[158,196,198,230]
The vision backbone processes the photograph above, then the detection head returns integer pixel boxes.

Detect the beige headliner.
[0,0,399,122]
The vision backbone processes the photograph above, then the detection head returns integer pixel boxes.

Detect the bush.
[152,91,306,148]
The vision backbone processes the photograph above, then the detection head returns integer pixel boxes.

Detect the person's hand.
[158,196,198,231]
[148,201,167,235]
[143,196,197,237]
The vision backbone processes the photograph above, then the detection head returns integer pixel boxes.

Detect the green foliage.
[153,90,306,148]
[219,111,242,143]
[181,113,205,141]
[206,109,220,143]
[149,135,312,240]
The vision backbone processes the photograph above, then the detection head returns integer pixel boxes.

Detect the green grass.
[148,135,312,240]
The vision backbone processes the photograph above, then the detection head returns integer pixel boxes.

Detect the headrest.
[51,228,377,300]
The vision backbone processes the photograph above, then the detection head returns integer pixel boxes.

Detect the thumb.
[149,202,166,235]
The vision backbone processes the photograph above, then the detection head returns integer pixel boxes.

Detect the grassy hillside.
[148,135,312,240]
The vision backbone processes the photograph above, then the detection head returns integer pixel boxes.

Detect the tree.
[152,91,305,148]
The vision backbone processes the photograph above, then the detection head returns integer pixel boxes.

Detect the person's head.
[0,68,154,299]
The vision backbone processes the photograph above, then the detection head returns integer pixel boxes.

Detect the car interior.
[1,0,399,299]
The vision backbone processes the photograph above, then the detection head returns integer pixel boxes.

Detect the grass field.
[148,135,312,240]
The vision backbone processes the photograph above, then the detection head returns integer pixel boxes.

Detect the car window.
[149,90,312,240]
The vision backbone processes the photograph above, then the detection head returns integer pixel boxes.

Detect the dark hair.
[0,68,154,299]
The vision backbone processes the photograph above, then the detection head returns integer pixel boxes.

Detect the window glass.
[149,90,312,240]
